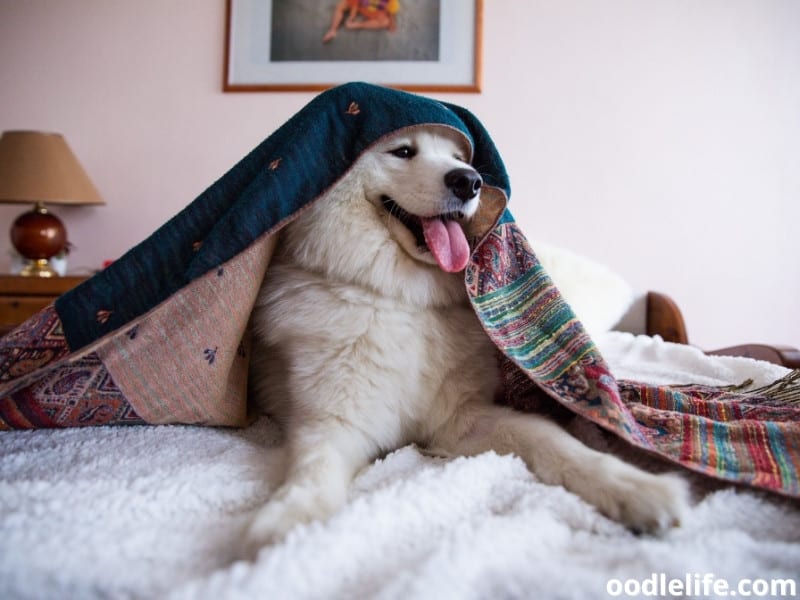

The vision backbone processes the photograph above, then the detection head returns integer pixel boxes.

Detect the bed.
[1,83,798,599]
[1,275,798,599]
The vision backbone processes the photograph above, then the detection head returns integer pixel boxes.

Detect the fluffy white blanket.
[1,332,798,599]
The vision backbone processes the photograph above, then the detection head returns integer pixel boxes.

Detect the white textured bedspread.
[1,332,798,599]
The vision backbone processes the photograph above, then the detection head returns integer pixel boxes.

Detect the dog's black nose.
[445,168,482,202]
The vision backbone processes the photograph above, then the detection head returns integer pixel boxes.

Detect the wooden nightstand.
[0,275,89,336]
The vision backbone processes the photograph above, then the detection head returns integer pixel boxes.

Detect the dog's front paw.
[240,483,340,560]
[586,460,689,534]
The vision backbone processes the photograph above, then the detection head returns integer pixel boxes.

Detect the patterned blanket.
[1,83,798,498]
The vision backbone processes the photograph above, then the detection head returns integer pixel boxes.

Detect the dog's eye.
[389,145,416,159]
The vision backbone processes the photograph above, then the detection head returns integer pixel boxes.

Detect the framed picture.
[224,0,482,92]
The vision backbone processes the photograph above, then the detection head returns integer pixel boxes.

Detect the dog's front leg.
[242,420,373,557]
[434,403,689,534]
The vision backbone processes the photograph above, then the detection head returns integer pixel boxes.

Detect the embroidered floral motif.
[346,101,361,115]
[126,326,139,340]
[268,158,282,170]
[96,310,113,324]
[192,241,203,252]
[204,347,218,365]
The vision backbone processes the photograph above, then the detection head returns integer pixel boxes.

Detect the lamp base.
[10,202,67,278]
[19,258,59,278]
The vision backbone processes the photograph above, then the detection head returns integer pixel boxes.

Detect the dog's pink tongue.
[421,218,470,273]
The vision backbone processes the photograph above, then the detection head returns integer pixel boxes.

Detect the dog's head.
[359,126,481,273]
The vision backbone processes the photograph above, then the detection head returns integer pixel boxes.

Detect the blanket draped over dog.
[1,83,799,498]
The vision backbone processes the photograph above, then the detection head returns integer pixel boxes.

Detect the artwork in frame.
[224,0,482,92]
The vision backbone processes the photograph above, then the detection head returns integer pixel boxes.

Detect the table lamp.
[0,130,104,277]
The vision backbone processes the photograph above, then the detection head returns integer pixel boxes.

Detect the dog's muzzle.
[379,167,482,274]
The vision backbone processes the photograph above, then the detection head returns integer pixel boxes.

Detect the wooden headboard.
[646,291,800,369]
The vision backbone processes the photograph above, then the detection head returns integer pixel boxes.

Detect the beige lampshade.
[0,130,104,206]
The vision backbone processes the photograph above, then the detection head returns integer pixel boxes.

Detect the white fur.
[245,126,688,557]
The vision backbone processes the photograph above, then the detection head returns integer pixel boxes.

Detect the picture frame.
[224,0,482,92]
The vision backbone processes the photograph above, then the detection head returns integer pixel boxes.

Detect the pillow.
[532,240,635,337]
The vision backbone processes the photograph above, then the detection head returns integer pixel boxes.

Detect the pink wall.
[1,1,798,349]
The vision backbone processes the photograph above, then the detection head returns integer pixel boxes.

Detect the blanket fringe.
[670,370,800,406]
[711,379,755,393]
[742,369,800,405]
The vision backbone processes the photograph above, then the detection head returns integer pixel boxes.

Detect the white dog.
[245,125,688,556]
